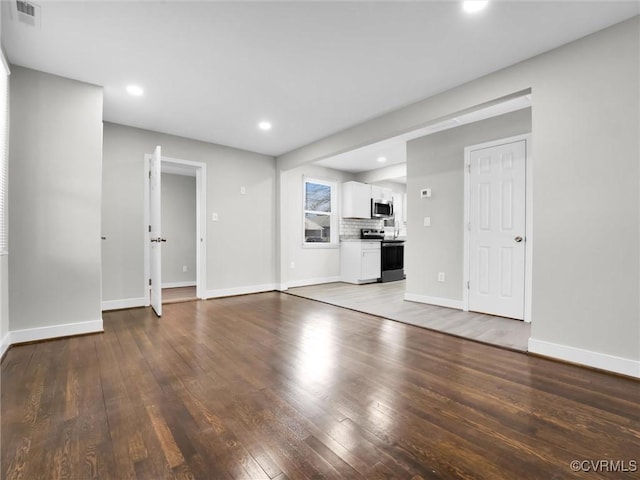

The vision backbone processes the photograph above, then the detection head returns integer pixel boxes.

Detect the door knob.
[151,237,167,243]
[514,236,523,243]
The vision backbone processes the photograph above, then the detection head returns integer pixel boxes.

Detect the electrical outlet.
[240,186,246,195]
[424,217,431,227]
[421,188,432,198]
[211,212,218,221]
[183,266,188,273]
[438,272,445,282]
[290,261,295,269]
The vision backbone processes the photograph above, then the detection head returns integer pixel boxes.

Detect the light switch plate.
[421,188,432,198]
[424,216,431,227]
[211,212,218,221]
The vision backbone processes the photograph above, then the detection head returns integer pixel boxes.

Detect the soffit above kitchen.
[315,93,532,179]
[2,1,638,157]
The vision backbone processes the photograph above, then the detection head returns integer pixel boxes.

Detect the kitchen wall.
[280,164,355,288]
[102,122,276,306]
[161,173,196,287]
[406,108,531,304]
[276,18,640,377]
[9,66,103,340]
[355,163,406,185]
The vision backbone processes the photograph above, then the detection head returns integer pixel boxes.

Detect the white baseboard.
[404,292,463,310]
[286,276,341,289]
[9,319,104,346]
[528,338,640,378]
[1,332,10,358]
[162,281,196,289]
[206,283,277,299]
[277,283,289,291]
[102,297,147,311]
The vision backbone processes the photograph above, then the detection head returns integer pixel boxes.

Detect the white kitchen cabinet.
[340,240,381,284]
[371,185,393,201]
[342,181,371,218]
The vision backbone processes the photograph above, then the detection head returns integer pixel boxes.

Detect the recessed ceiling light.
[377,156,387,163]
[258,121,272,131]
[463,1,488,13]
[126,85,144,96]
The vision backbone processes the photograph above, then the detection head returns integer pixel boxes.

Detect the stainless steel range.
[360,229,405,283]
[380,239,405,282]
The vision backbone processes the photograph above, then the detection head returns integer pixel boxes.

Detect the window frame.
[302,176,338,248]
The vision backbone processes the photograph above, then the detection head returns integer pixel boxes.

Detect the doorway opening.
[282,93,533,350]
[144,150,207,316]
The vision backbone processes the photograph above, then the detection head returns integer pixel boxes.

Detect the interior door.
[149,145,163,316]
[468,140,526,319]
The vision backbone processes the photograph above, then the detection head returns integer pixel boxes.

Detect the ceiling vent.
[16,0,41,28]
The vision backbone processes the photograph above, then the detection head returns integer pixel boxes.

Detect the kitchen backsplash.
[340,218,384,238]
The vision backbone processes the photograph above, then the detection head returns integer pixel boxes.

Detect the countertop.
[340,237,407,242]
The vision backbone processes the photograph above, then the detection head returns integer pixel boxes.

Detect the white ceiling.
[2,1,638,157]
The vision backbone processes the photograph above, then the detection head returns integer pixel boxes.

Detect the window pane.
[304,213,331,243]
[305,182,331,212]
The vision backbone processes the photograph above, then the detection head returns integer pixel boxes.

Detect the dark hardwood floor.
[2,292,638,479]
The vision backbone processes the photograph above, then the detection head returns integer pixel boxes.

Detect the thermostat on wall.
[420,188,432,198]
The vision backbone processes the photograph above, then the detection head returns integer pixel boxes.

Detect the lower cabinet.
[340,241,381,284]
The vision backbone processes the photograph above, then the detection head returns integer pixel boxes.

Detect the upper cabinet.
[371,185,393,200]
[342,181,371,218]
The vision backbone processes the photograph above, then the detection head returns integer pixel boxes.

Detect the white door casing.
[466,138,527,320]
[149,145,163,316]
[144,154,207,307]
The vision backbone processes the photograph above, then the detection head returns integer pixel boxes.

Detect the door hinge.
[149,278,152,286]
[467,163,471,173]
[467,281,470,290]
[149,225,151,233]
[467,222,471,232]
[149,170,151,179]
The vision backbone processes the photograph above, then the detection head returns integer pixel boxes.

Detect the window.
[303,177,337,246]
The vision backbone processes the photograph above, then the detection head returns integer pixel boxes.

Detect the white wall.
[281,164,354,287]
[406,108,531,302]
[102,122,276,305]
[0,30,9,355]
[355,164,406,185]
[276,18,640,376]
[9,66,103,340]
[161,173,196,287]
[0,256,8,354]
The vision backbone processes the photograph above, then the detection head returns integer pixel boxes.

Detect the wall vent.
[17,0,35,16]
[16,0,41,28]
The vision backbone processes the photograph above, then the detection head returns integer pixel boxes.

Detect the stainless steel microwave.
[371,198,394,218]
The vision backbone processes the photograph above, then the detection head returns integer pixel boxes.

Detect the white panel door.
[149,145,163,317]
[469,140,526,319]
